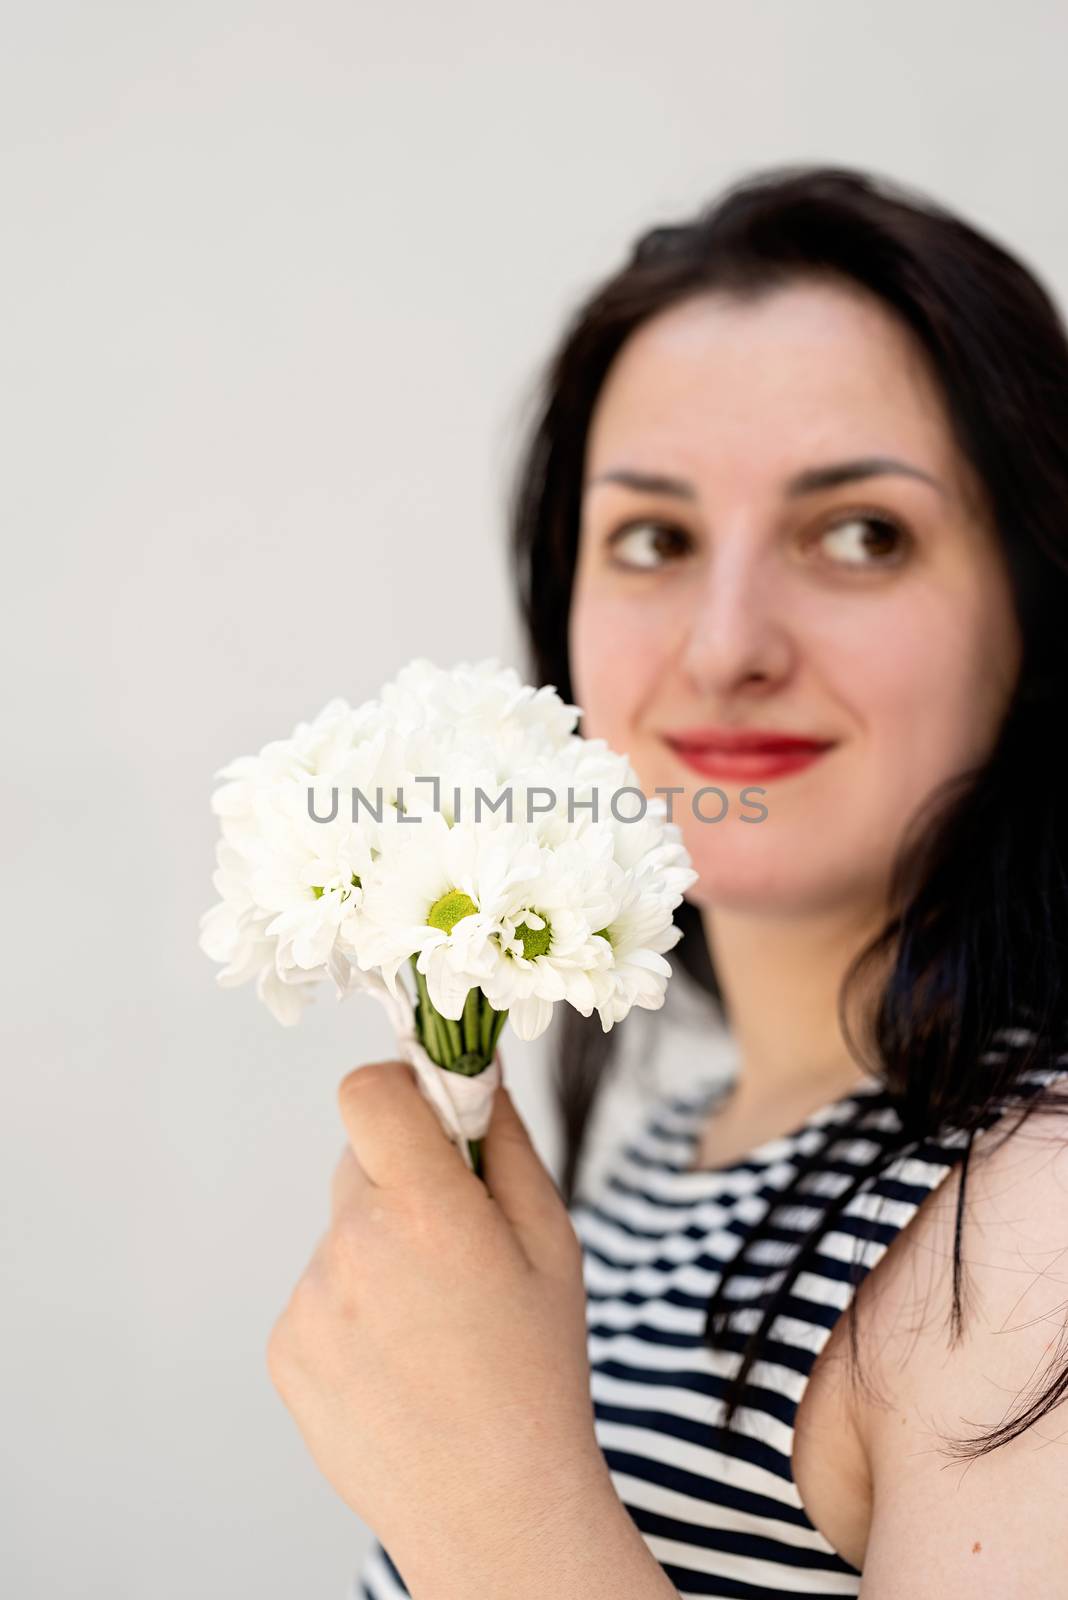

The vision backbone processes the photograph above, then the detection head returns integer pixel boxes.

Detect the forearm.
[396,1464,680,1600]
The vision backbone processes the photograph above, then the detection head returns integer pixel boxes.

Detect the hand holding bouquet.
[199,658,697,1177]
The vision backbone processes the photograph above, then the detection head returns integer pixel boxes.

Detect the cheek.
[841,590,1018,802]
[568,588,674,746]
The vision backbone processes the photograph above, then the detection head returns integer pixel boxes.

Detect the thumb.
[480,1080,572,1268]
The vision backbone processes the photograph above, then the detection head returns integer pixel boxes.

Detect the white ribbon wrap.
[359,969,501,1172]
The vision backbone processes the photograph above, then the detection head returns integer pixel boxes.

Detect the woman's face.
[569,278,1023,917]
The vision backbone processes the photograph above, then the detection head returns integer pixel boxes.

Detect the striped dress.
[353,1042,1064,1599]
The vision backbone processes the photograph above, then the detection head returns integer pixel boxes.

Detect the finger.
[337,1060,473,1192]
[479,1080,572,1269]
[329,1143,370,1225]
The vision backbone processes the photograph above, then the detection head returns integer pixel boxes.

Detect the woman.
[268,165,1068,1597]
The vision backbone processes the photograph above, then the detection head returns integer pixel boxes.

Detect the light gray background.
[4,3,1066,1594]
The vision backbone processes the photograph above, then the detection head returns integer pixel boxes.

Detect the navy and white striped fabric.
[353,1046,1065,1599]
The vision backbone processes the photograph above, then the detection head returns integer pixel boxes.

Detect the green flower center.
[593,926,612,946]
[514,916,552,960]
[312,874,361,900]
[427,889,478,933]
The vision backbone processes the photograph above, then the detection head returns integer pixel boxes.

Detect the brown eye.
[817,512,910,568]
[606,520,694,570]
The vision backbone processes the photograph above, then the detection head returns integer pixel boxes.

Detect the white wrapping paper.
[360,969,501,1171]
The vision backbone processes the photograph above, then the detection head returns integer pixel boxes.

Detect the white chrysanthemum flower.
[509,734,636,847]
[475,827,620,1039]
[584,870,688,1030]
[354,809,544,1017]
[609,807,700,904]
[373,721,518,829]
[199,698,392,1022]
[382,657,579,758]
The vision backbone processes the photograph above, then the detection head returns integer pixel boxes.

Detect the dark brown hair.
[506,162,1068,1459]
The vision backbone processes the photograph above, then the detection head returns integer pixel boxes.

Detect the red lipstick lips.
[662,726,836,782]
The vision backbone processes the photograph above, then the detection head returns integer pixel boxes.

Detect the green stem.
[462,986,480,1053]
[404,960,506,1181]
[409,958,427,1046]
[411,960,445,1067]
[437,1010,455,1067]
[443,1013,464,1064]
[489,1007,508,1056]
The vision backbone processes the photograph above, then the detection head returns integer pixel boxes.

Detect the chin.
[680,843,843,914]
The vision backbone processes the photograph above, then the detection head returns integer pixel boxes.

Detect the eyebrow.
[585,456,948,500]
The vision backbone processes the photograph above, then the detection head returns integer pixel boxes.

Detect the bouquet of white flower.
[198,659,697,1177]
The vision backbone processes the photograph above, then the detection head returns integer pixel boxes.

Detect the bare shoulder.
[851,1092,1068,1596]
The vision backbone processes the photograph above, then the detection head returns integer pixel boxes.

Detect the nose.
[677,529,795,698]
